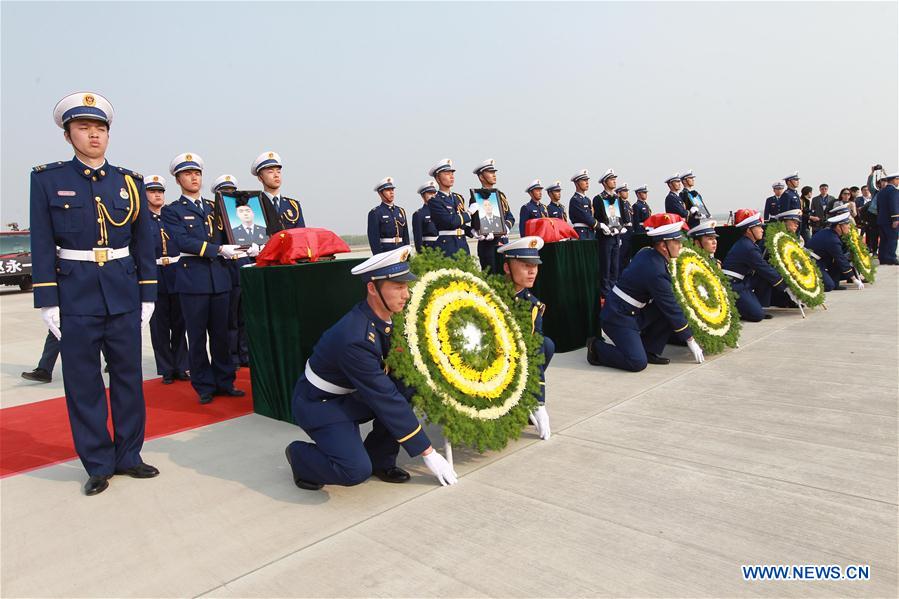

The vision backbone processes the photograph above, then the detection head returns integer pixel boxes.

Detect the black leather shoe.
[199,393,214,405]
[585,337,602,366]
[174,371,191,381]
[239,361,250,368]
[21,368,52,383]
[373,466,411,484]
[647,353,670,365]
[833,285,845,291]
[284,445,323,490]
[215,387,245,397]
[116,463,159,478]
[84,475,110,496]
[162,375,174,385]
[763,313,774,319]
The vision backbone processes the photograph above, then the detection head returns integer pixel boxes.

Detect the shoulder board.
[452,192,464,201]
[32,161,65,173]
[283,196,298,202]
[117,166,143,179]
[499,190,507,200]
[399,207,406,217]
[365,321,378,344]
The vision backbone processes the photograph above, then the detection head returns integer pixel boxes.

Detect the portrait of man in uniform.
[218,192,271,247]
[470,189,507,236]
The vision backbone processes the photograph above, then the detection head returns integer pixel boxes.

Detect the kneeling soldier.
[286,247,458,489]
[806,205,864,291]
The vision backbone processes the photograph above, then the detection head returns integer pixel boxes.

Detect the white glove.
[467,203,480,216]
[41,306,61,340]
[686,337,705,364]
[480,232,494,241]
[689,206,700,215]
[852,276,864,290]
[140,302,155,327]
[529,405,551,440]
[422,449,458,486]
[598,223,611,235]
[219,244,242,259]
[246,243,260,258]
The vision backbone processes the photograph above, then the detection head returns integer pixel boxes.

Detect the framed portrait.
[469,188,508,236]
[215,190,277,247]
[690,193,712,219]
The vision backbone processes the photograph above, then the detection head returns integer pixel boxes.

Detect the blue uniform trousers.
[537,336,555,403]
[150,291,188,376]
[591,302,671,372]
[228,286,249,366]
[60,309,145,476]
[437,235,469,257]
[819,268,837,291]
[477,239,503,275]
[598,236,620,297]
[878,224,898,264]
[37,330,60,373]
[732,276,773,322]
[180,291,234,395]
[289,381,401,486]
[618,229,633,272]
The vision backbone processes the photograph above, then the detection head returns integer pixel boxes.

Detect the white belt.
[156,255,181,265]
[807,250,821,260]
[438,229,465,236]
[722,269,745,280]
[572,223,591,228]
[379,237,402,243]
[422,236,438,242]
[57,247,129,262]
[612,286,647,308]
[305,362,355,395]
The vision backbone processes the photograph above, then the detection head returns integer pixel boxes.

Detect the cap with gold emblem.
[428,158,455,177]
[53,92,115,128]
[473,159,497,175]
[545,180,562,193]
[212,174,238,193]
[169,152,204,175]
[498,235,545,263]
[374,177,396,193]
[251,151,283,176]
[145,175,166,191]
[351,246,417,281]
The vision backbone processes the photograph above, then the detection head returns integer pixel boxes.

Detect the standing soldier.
[592,169,620,298]
[146,175,189,385]
[876,171,899,265]
[252,151,305,231]
[778,171,802,214]
[631,184,652,234]
[427,159,473,257]
[411,180,438,252]
[471,159,514,274]
[519,179,548,236]
[764,181,785,222]
[30,92,159,495]
[568,169,597,239]
[663,173,687,220]
[545,181,567,221]
[367,177,409,254]
[616,182,634,271]
[163,153,245,404]
[679,170,708,228]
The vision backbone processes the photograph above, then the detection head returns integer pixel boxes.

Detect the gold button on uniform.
[64,203,70,209]
[83,169,90,175]
[95,196,101,202]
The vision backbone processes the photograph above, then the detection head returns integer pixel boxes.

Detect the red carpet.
[0,369,254,477]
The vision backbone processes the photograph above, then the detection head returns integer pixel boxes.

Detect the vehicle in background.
[0,229,33,291]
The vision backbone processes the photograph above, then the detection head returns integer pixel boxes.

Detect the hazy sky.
[2,1,897,234]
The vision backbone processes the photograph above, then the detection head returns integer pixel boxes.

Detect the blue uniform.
[778,188,801,215]
[721,235,787,321]
[288,301,431,486]
[618,198,634,271]
[516,288,554,404]
[263,192,305,231]
[876,184,899,264]
[472,190,514,275]
[427,190,471,257]
[367,202,409,254]
[149,211,188,378]
[679,188,708,228]
[411,204,438,252]
[547,201,567,221]
[162,196,236,396]
[568,192,596,239]
[29,158,156,476]
[592,191,622,297]
[763,195,781,221]
[588,248,692,372]
[631,199,651,234]
[806,227,855,290]
[519,199,548,236]
[665,191,689,220]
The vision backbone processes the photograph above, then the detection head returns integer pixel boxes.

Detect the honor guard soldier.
[586,214,705,372]
[631,184,652,234]
[876,170,899,265]
[778,171,802,214]
[427,159,473,257]
[764,181,785,221]
[213,175,255,369]
[162,153,245,404]
[546,181,567,221]
[721,209,794,321]
[519,179,548,236]
[146,174,189,385]
[592,169,622,298]
[616,182,634,271]
[252,151,305,231]
[471,159,515,274]
[285,247,458,489]
[776,208,803,238]
[568,169,597,239]
[687,219,721,265]
[367,177,409,254]
[807,206,865,291]
[412,180,438,252]
[663,173,688,220]
[30,92,159,495]
[498,237,553,440]
[679,170,708,228]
